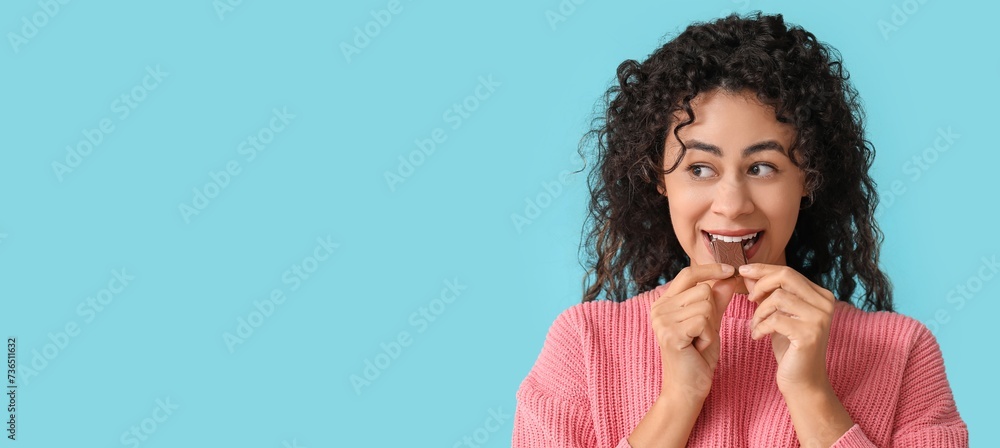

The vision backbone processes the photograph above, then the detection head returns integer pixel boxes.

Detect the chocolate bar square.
[711,239,748,276]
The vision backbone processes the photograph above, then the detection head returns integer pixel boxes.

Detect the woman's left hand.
[738,263,837,394]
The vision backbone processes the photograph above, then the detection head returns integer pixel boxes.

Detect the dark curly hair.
[577,12,894,312]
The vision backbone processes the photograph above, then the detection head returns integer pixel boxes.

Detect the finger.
[661,264,736,299]
[675,283,714,308]
[738,263,784,280]
[669,276,738,330]
[749,289,821,329]
[786,273,836,307]
[679,314,714,352]
[657,285,724,336]
[650,286,710,329]
[667,298,715,326]
[668,314,713,350]
[807,282,837,305]
[751,310,807,341]
[740,265,832,312]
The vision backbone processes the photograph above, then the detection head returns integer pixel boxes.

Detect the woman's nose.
[710,178,755,218]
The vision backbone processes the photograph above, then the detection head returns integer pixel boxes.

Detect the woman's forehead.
[664,94,796,158]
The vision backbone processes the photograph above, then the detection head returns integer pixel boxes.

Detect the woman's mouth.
[701,230,765,260]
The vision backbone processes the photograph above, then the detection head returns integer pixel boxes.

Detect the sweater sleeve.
[513,308,633,447]
[830,323,969,448]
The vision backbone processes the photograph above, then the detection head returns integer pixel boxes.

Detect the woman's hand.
[651,263,740,401]
[739,263,838,394]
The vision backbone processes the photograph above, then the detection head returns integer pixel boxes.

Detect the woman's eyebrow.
[685,139,787,157]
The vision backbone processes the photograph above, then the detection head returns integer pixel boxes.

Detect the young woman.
[512,12,969,448]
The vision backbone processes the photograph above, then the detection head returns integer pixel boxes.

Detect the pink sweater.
[512,282,969,447]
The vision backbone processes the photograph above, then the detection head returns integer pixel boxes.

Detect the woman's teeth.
[708,232,759,251]
[709,232,757,243]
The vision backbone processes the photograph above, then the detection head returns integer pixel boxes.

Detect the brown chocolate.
[711,239,748,276]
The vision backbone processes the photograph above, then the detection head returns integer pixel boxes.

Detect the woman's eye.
[749,163,776,177]
[687,164,716,178]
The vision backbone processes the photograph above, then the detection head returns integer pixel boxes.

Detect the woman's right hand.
[651,263,739,401]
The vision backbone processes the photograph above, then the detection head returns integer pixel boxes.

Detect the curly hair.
[577,12,894,312]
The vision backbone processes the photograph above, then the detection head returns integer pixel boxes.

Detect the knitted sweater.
[512,282,969,447]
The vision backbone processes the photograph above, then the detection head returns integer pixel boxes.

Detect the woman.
[512,12,969,447]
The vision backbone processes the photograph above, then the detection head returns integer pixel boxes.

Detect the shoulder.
[831,301,939,356]
[833,301,925,332]
[545,284,666,341]
[519,286,662,400]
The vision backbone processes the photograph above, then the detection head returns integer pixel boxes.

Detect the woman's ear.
[800,191,814,209]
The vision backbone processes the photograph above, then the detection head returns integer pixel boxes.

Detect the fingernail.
[739,265,751,274]
[721,264,734,275]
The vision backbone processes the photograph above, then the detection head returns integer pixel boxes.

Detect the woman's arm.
[511,309,598,447]
[627,392,705,448]
[883,324,969,447]
[512,382,597,447]
[512,305,705,448]
[782,384,856,447]
[788,323,969,448]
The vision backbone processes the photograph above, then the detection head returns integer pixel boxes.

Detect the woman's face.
[659,88,807,267]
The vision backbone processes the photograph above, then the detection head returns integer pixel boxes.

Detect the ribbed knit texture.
[512,282,969,447]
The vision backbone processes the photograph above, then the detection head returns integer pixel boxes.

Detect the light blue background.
[0,0,995,446]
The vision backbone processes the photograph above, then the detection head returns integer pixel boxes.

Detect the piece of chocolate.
[711,239,748,276]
